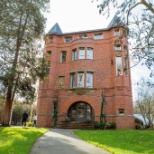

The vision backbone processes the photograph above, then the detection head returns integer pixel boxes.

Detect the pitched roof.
[47,23,63,35]
[108,14,125,28]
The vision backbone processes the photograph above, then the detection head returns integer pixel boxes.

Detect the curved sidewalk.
[30,129,110,154]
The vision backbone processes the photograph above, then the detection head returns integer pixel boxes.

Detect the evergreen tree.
[0,0,50,125]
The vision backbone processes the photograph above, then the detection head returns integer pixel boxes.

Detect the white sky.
[45,0,116,33]
[44,0,154,102]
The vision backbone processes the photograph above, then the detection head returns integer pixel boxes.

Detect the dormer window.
[94,33,103,40]
[79,34,88,39]
[64,36,72,43]
[114,29,120,36]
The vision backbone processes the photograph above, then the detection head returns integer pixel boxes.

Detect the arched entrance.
[68,102,93,122]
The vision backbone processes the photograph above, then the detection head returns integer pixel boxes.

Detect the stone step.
[57,121,94,129]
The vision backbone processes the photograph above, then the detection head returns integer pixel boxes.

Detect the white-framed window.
[60,51,67,63]
[72,49,77,61]
[115,45,121,51]
[79,48,85,59]
[87,48,93,59]
[114,29,120,36]
[116,56,122,75]
[94,33,103,40]
[64,36,72,43]
[86,73,93,88]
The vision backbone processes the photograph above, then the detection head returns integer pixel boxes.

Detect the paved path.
[30,129,110,154]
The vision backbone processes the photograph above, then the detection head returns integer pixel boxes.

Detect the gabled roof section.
[108,14,125,28]
[47,23,63,35]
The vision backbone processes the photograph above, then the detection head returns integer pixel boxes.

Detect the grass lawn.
[74,130,154,154]
[0,127,49,154]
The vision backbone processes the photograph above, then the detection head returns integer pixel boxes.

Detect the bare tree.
[135,79,154,128]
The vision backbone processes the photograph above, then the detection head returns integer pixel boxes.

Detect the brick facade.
[36,21,135,129]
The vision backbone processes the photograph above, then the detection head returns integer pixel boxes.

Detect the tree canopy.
[0,0,50,125]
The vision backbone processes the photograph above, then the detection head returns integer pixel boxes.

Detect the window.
[79,34,87,38]
[115,45,121,51]
[58,76,65,88]
[123,30,127,37]
[77,73,84,87]
[87,48,93,59]
[72,49,77,61]
[114,29,120,36]
[46,61,50,75]
[124,46,128,51]
[47,37,53,43]
[71,73,76,88]
[79,48,85,59]
[64,36,72,43]
[116,57,122,75]
[124,56,128,76]
[70,72,93,88]
[94,33,103,40]
[119,109,124,115]
[86,73,93,88]
[60,51,66,63]
[46,51,51,56]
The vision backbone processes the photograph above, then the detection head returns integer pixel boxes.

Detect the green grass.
[74,130,154,154]
[0,127,49,154]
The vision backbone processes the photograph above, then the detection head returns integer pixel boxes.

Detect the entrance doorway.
[68,102,93,122]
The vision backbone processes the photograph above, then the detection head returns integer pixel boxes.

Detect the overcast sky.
[44,0,153,102]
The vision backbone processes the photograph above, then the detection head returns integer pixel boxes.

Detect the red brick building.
[37,15,135,129]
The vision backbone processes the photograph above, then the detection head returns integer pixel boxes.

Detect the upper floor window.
[71,73,76,88]
[60,51,67,63]
[79,48,85,59]
[123,30,127,37]
[87,48,93,59]
[70,72,93,88]
[94,33,103,40]
[79,34,88,39]
[72,49,77,61]
[47,36,53,43]
[58,76,65,88]
[46,51,52,56]
[124,56,128,76]
[116,56,122,75]
[46,61,50,75]
[114,29,120,36]
[78,72,84,87]
[115,45,121,51]
[64,36,72,43]
[124,46,128,51]
[86,73,93,88]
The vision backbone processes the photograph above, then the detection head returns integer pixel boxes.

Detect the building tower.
[36,15,135,129]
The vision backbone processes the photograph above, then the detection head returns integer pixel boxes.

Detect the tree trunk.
[2,85,13,125]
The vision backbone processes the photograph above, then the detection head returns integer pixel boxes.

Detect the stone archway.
[68,101,93,122]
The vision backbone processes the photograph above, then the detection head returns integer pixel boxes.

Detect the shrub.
[27,122,33,127]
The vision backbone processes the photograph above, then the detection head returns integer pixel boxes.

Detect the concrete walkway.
[30,129,111,154]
